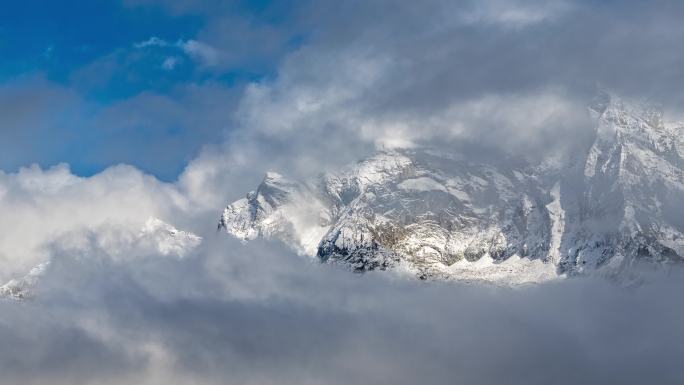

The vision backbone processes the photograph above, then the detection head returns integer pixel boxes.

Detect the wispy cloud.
[161,56,181,70]
[459,0,575,28]
[133,36,171,49]
[178,39,221,66]
[133,36,223,67]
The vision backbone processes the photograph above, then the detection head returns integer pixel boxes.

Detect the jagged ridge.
[219,94,684,283]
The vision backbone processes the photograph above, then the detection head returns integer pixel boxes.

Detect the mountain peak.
[219,96,684,283]
[263,171,285,182]
[591,92,668,134]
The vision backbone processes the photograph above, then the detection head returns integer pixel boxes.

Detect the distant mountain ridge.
[219,94,684,283]
[1,217,202,300]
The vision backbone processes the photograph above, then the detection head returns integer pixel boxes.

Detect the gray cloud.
[166,0,684,185]
[1,235,683,385]
[297,0,684,102]
[0,76,87,172]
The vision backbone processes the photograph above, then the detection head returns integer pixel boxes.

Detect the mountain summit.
[219,95,684,283]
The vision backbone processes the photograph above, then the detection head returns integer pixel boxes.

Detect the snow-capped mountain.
[219,94,684,283]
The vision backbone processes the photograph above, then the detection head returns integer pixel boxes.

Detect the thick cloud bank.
[1,161,682,384]
[0,164,193,280]
[1,235,684,385]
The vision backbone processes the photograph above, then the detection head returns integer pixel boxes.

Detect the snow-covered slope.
[219,94,684,283]
[138,217,202,257]
[0,262,49,300]
[559,94,684,274]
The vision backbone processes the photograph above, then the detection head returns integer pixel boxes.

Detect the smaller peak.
[589,90,612,115]
[260,171,297,189]
[264,171,284,180]
[590,90,667,132]
[588,90,637,117]
[257,171,301,201]
[259,171,296,190]
[1,261,50,301]
[368,147,409,160]
[368,146,414,160]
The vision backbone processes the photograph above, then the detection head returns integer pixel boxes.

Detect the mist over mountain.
[220,93,684,283]
[2,1,684,384]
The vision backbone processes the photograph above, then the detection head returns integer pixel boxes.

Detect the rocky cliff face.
[557,94,684,274]
[219,94,684,283]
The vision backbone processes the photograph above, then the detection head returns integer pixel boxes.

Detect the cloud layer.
[2,234,684,385]
[166,0,684,179]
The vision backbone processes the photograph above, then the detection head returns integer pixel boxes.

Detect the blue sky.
[0,0,300,180]
[0,1,200,85]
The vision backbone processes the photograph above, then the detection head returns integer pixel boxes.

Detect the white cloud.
[134,36,223,67]
[0,163,199,281]
[178,39,222,66]
[161,56,181,70]
[133,36,170,48]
